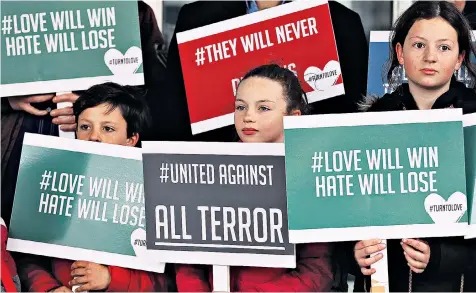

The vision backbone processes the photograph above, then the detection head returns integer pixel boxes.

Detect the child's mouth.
[242,128,258,135]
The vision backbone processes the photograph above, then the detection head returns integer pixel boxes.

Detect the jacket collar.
[396,79,463,110]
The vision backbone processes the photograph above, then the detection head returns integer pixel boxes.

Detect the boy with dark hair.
[18,82,170,292]
[73,82,150,147]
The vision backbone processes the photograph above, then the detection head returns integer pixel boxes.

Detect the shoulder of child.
[358,92,401,112]
[452,81,476,114]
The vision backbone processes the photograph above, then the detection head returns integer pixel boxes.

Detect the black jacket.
[363,80,476,114]
[349,80,476,292]
[162,0,368,142]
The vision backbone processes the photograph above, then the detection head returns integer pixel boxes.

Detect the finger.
[75,283,92,293]
[404,251,427,270]
[71,268,87,277]
[60,124,77,132]
[403,238,430,254]
[53,93,80,103]
[355,243,386,259]
[360,267,376,276]
[354,239,382,251]
[20,102,48,116]
[407,262,425,274]
[27,94,55,103]
[50,107,73,117]
[69,275,88,285]
[71,261,89,270]
[402,243,427,263]
[357,253,383,268]
[52,115,75,126]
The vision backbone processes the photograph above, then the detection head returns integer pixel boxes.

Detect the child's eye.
[103,126,115,132]
[235,105,246,111]
[413,42,425,49]
[258,105,271,111]
[439,44,451,51]
[79,124,90,131]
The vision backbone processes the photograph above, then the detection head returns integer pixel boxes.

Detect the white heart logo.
[303,60,341,91]
[104,46,143,75]
[424,192,467,224]
[130,227,147,258]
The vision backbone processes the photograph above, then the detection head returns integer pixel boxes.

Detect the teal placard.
[284,109,468,243]
[465,113,476,238]
[1,1,143,97]
[7,134,164,273]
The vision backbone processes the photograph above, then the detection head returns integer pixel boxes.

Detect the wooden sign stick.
[370,239,389,293]
[213,265,230,292]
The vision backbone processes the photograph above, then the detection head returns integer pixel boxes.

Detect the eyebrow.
[78,118,117,125]
[257,99,276,103]
[78,118,92,124]
[410,36,455,43]
[235,98,276,103]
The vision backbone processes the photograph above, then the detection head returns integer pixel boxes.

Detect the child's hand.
[69,261,111,291]
[49,286,73,292]
[354,239,386,275]
[401,238,430,273]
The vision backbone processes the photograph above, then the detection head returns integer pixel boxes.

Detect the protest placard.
[1,1,143,97]
[7,134,164,273]
[177,0,343,134]
[465,113,476,239]
[367,31,475,96]
[284,109,468,243]
[142,141,296,268]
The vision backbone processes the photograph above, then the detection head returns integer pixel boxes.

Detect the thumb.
[22,103,48,116]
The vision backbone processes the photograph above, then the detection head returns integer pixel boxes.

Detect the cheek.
[110,137,127,146]
[234,111,242,121]
[76,132,86,140]
[442,56,460,74]
[261,113,284,132]
[442,65,455,77]
[403,55,419,73]
[234,113,243,126]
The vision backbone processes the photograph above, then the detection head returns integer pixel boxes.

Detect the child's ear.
[289,109,302,116]
[455,50,465,71]
[126,133,139,147]
[396,42,404,65]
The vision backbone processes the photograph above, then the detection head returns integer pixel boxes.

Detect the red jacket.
[1,218,20,292]
[19,257,169,292]
[175,243,333,292]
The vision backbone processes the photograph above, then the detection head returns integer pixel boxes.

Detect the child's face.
[76,103,138,147]
[396,17,464,91]
[234,77,289,143]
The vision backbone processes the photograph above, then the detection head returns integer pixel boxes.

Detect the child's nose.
[89,130,101,142]
[424,47,438,62]
[244,110,256,122]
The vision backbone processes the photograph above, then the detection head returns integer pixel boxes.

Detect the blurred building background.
[143,0,418,50]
